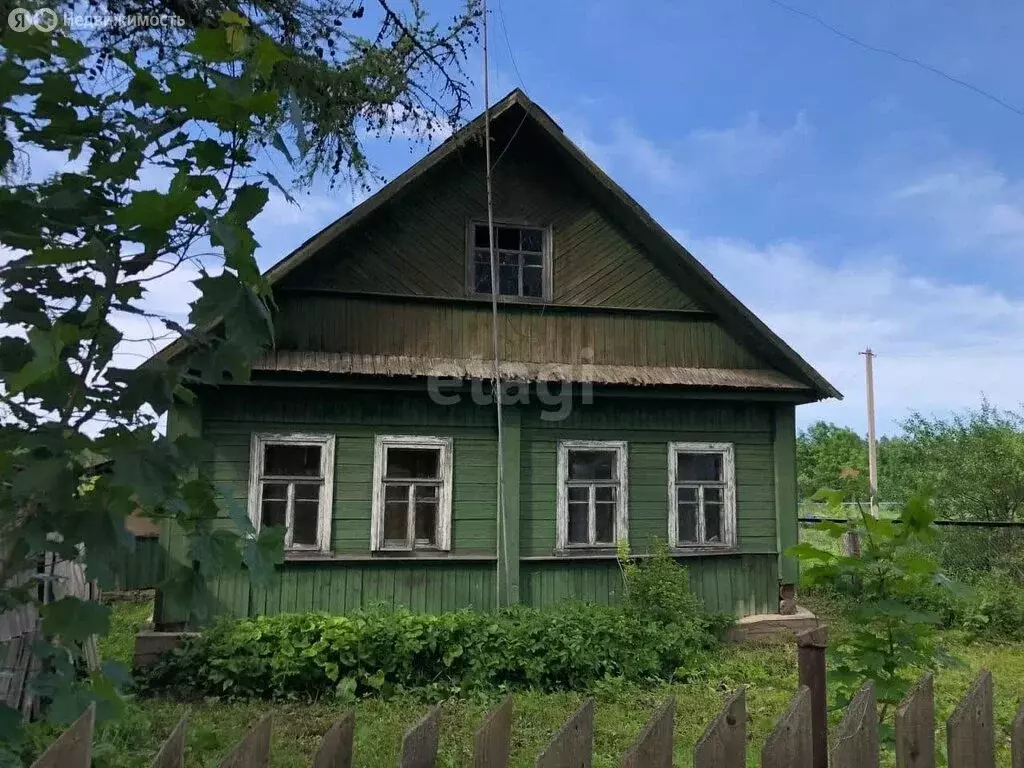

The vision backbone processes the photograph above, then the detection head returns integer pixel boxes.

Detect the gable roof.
[161,89,840,400]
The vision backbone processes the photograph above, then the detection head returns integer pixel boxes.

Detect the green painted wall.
[158,386,783,625]
[519,399,778,557]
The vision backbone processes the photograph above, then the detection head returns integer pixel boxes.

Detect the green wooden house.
[154,90,840,629]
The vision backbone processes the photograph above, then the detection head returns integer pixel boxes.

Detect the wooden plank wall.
[274,295,767,371]
[279,125,699,313]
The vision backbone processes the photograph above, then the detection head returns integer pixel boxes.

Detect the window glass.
[568,450,616,481]
[386,448,439,479]
[676,453,722,482]
[260,482,288,529]
[264,444,321,476]
[471,224,545,298]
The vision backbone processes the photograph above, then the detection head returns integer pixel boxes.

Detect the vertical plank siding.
[110,536,165,591]
[896,674,935,768]
[947,669,995,768]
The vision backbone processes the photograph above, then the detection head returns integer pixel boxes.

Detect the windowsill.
[282,550,496,563]
[465,292,550,305]
[522,546,740,562]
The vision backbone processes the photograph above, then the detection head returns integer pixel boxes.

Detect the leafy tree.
[72,0,481,185]
[796,422,867,501]
[0,0,478,754]
[890,400,1024,522]
[789,492,956,726]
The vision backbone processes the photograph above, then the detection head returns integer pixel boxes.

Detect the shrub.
[619,539,727,628]
[139,600,725,700]
[960,571,1024,639]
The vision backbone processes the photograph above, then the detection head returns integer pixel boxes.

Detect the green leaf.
[41,598,110,643]
[188,528,243,576]
[243,527,285,587]
[252,37,286,78]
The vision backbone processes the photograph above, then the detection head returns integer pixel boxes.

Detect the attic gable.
[279,111,701,312]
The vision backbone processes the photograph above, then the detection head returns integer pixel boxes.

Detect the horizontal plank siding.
[159,388,782,624]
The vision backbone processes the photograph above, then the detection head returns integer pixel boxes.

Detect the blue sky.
[151,0,1024,436]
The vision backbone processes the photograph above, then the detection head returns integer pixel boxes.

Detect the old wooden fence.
[31,627,1024,767]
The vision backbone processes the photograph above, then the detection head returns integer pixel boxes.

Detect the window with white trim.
[371,436,453,551]
[469,222,550,299]
[668,442,736,548]
[248,433,335,552]
[557,441,628,549]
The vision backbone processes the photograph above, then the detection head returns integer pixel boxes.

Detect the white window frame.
[667,442,737,549]
[466,220,553,302]
[247,432,336,553]
[371,435,454,552]
[556,440,629,550]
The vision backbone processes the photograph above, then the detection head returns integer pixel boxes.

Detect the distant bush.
[140,598,728,700]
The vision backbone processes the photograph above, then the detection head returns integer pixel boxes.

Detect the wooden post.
[497,406,521,606]
[830,682,879,768]
[312,712,355,768]
[895,674,934,768]
[474,696,513,768]
[694,688,746,768]
[536,698,594,768]
[762,686,813,768]
[30,703,95,768]
[1012,698,1024,768]
[401,707,440,768]
[151,718,187,768]
[947,669,994,768]
[772,404,799,602]
[797,626,828,768]
[219,715,271,768]
[622,697,674,768]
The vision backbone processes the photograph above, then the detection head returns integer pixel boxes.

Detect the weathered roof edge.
[158,88,841,400]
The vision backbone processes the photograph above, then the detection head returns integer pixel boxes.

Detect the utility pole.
[860,348,879,517]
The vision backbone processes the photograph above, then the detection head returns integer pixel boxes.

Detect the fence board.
[535,698,594,768]
[797,626,828,768]
[896,674,934,768]
[312,712,354,768]
[622,697,674,768]
[694,688,746,768]
[830,682,879,768]
[762,686,812,768]
[401,706,440,768]
[947,669,994,768]
[151,718,186,768]
[474,696,512,768]
[219,715,271,768]
[1011,698,1024,768]
[30,702,95,768]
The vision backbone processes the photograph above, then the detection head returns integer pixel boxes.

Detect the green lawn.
[34,600,1024,768]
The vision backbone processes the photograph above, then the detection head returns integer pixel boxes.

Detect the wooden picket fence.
[30,626,1024,767]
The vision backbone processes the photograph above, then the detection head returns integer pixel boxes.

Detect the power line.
[490,0,530,171]
[764,0,1024,118]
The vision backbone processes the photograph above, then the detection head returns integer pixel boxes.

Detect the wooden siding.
[251,561,498,616]
[520,555,777,615]
[160,386,781,623]
[273,295,770,371]
[520,399,778,558]
[203,389,499,556]
[278,122,698,311]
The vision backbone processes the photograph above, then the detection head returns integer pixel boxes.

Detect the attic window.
[469,223,549,300]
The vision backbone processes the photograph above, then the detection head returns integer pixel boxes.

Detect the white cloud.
[562,110,811,190]
[687,111,811,177]
[681,233,1024,434]
[884,155,1024,256]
